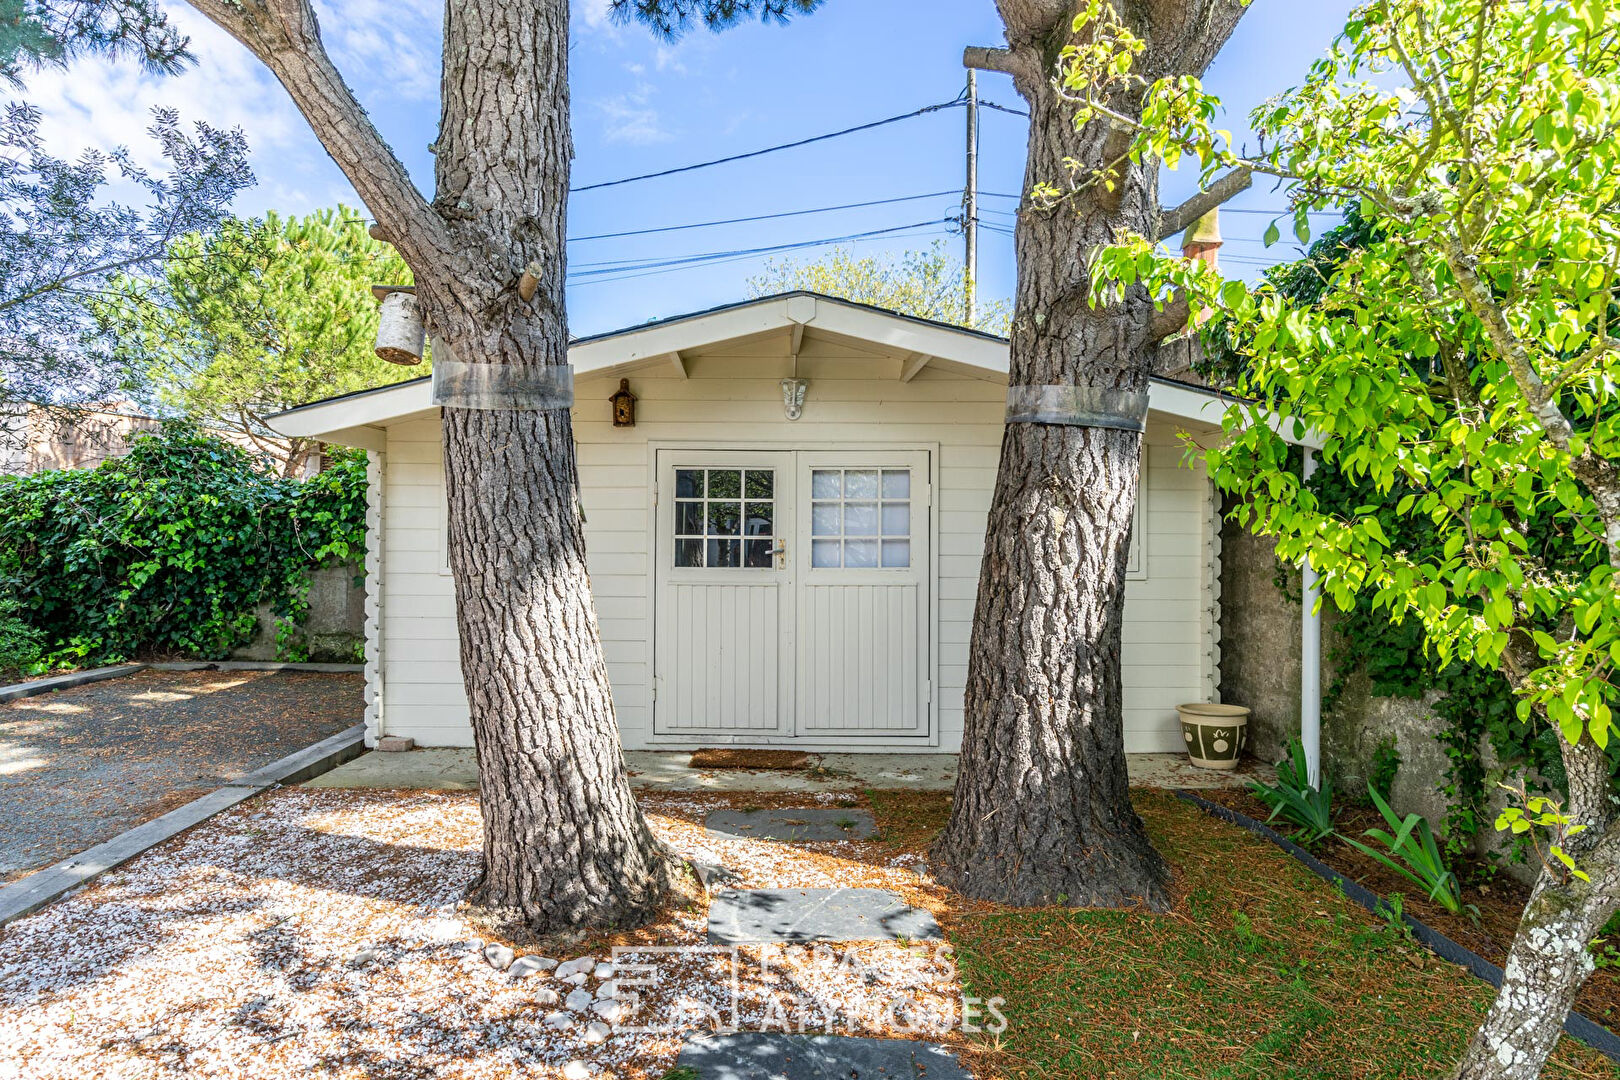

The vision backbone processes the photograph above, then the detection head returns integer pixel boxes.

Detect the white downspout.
[1301,448,1322,787]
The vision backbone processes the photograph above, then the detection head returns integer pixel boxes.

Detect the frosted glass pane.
[811,470,841,498]
[882,470,910,498]
[811,503,841,536]
[844,540,879,568]
[844,502,878,535]
[882,540,910,568]
[881,503,909,536]
[812,539,842,567]
[845,470,879,498]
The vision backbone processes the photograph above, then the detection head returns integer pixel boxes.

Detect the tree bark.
[1447,732,1620,1078]
[933,0,1246,909]
[185,0,677,934]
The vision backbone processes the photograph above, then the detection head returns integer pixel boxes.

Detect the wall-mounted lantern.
[610,378,637,427]
[781,378,808,421]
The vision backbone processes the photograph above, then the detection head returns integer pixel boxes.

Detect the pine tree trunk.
[933,0,1246,909]
[428,0,676,934]
[183,0,679,938]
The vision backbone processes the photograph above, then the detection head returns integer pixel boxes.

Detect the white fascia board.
[1147,379,1322,449]
[271,379,432,438]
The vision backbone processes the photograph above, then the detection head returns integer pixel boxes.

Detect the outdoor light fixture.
[609,378,637,427]
[781,378,807,421]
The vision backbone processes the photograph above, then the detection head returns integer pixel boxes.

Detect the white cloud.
[313,0,443,103]
[576,0,618,35]
[593,83,674,145]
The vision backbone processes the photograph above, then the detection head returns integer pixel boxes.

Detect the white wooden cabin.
[272,293,1237,755]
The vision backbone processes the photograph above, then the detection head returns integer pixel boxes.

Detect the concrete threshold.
[0,722,367,929]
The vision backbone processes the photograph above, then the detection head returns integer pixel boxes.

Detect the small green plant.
[1495,781,1591,884]
[1340,784,1475,920]
[1249,739,1335,845]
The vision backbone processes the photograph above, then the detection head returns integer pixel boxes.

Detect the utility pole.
[964,68,979,328]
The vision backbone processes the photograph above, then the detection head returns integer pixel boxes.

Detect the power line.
[570,216,946,278]
[568,222,952,287]
[570,100,965,194]
[568,191,961,243]
[979,100,1029,118]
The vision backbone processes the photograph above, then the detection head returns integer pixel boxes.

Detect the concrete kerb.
[0,664,147,704]
[147,661,365,674]
[0,722,367,929]
[1173,789,1620,1063]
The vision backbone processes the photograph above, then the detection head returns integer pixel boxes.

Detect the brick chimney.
[1180,207,1222,270]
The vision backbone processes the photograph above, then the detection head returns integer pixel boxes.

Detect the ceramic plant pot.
[1177,703,1250,770]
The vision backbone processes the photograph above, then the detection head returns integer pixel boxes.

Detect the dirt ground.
[0,669,363,883]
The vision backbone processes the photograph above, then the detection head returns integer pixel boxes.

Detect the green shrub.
[0,422,366,665]
[1250,739,1336,846]
[0,593,44,679]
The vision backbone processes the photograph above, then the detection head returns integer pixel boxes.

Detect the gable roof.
[270,291,1271,444]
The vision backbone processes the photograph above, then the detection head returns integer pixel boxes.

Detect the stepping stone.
[705,808,877,842]
[708,888,941,945]
[676,1032,972,1079]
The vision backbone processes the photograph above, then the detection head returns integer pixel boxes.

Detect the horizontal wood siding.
[377,336,1214,753]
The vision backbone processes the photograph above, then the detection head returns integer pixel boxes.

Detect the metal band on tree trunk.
[1005,385,1150,432]
[431,361,575,411]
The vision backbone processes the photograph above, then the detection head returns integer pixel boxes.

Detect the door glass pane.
[882,470,910,498]
[676,470,703,498]
[881,503,909,536]
[811,470,841,499]
[812,539,841,568]
[675,539,703,567]
[882,539,910,568]
[744,502,773,536]
[707,538,741,567]
[811,503,840,536]
[745,471,774,499]
[707,502,741,536]
[744,539,773,568]
[844,470,879,498]
[676,501,704,535]
[843,502,878,536]
[707,470,741,499]
[844,540,879,568]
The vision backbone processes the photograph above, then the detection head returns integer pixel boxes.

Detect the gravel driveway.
[0,668,363,883]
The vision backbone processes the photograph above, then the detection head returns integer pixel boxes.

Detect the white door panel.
[653,449,931,742]
[654,452,794,736]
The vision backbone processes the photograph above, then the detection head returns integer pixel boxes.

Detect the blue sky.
[30,0,1358,336]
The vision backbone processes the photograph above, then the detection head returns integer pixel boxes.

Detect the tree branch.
[1149,293,1191,343]
[181,0,452,280]
[1155,167,1251,241]
[962,45,1031,79]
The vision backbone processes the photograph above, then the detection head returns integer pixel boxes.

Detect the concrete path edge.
[0,721,367,929]
[0,664,147,704]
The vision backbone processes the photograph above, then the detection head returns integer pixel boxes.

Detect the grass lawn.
[896,790,1617,1079]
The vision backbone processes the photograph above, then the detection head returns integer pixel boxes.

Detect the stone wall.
[1218,497,1537,882]
[231,562,366,663]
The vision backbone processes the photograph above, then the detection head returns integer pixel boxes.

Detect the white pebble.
[583,1021,611,1044]
[591,998,625,1023]
[543,1011,573,1030]
[563,1062,590,1080]
[592,961,614,979]
[565,988,594,1012]
[483,944,515,971]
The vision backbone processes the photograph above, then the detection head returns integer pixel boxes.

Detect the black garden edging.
[1173,788,1620,1063]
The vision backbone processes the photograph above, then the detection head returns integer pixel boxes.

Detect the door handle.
[772,539,787,570]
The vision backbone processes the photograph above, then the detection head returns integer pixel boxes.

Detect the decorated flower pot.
[1177,703,1250,770]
